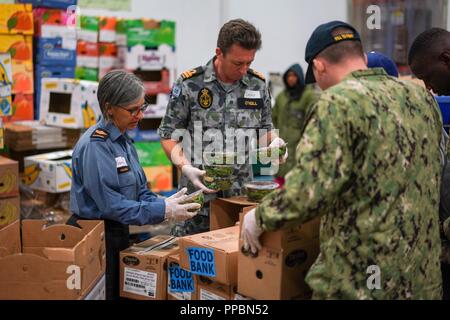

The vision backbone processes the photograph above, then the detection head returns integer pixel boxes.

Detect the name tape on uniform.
[115,156,127,168]
[168,265,195,293]
[186,247,216,277]
[244,90,261,99]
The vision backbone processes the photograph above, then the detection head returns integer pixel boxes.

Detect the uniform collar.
[347,68,388,79]
[204,57,250,87]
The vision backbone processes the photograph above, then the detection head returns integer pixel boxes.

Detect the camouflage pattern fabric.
[158,57,273,236]
[256,68,443,299]
[272,84,321,178]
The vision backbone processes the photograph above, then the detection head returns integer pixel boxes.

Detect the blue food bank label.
[186,247,216,277]
[168,265,194,293]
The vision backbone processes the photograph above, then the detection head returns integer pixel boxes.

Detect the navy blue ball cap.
[305,21,361,84]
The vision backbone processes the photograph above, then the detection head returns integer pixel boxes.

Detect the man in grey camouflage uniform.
[242,21,443,299]
[158,19,286,236]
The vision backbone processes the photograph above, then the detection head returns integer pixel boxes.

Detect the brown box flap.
[0,219,21,258]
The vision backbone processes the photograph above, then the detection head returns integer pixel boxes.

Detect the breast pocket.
[118,169,137,200]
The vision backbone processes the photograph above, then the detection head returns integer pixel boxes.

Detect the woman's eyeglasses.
[119,103,149,117]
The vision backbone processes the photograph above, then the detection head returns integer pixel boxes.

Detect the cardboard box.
[125,44,175,72]
[120,235,179,300]
[0,219,105,299]
[0,34,33,94]
[18,0,77,9]
[0,156,19,199]
[132,68,172,96]
[179,226,239,286]
[126,19,175,47]
[99,16,116,43]
[77,41,99,68]
[1,94,34,122]
[39,78,100,129]
[33,8,76,49]
[115,19,128,46]
[0,85,12,117]
[98,42,117,79]
[35,37,76,67]
[77,16,99,43]
[0,196,20,230]
[0,218,20,257]
[237,209,320,300]
[83,274,106,300]
[210,197,257,231]
[0,4,33,35]
[34,65,75,114]
[23,149,72,193]
[5,120,80,151]
[197,275,236,300]
[167,254,197,300]
[75,66,98,81]
[0,53,13,86]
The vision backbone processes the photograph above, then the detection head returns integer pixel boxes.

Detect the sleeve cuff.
[143,198,166,224]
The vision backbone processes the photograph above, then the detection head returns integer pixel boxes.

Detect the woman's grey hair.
[97,70,145,121]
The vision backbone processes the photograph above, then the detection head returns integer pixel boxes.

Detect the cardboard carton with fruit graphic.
[2,94,33,122]
[33,8,76,48]
[0,53,13,116]
[135,141,173,192]
[77,15,99,43]
[0,197,20,229]
[99,16,116,43]
[0,34,33,94]
[39,78,101,129]
[23,149,72,193]
[99,42,117,79]
[76,41,99,68]
[0,4,33,35]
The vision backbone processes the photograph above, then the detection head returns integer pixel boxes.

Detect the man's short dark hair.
[408,28,450,65]
[217,19,262,55]
[317,27,364,63]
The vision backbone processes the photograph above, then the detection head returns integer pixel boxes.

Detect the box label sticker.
[167,279,192,300]
[168,265,194,293]
[186,247,215,277]
[199,288,226,300]
[123,267,157,298]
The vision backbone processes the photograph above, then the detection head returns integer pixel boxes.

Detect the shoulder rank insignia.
[247,69,266,81]
[180,66,204,81]
[91,128,109,141]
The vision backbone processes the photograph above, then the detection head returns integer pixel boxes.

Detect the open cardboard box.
[120,235,179,300]
[179,225,239,286]
[237,207,320,300]
[210,196,257,230]
[0,219,106,299]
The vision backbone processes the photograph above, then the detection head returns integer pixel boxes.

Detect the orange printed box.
[0,4,33,35]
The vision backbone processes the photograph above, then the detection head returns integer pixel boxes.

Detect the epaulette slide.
[247,68,266,81]
[91,128,109,141]
[181,66,204,80]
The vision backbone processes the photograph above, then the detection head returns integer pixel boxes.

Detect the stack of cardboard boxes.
[119,196,321,300]
[33,4,77,116]
[0,4,34,122]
